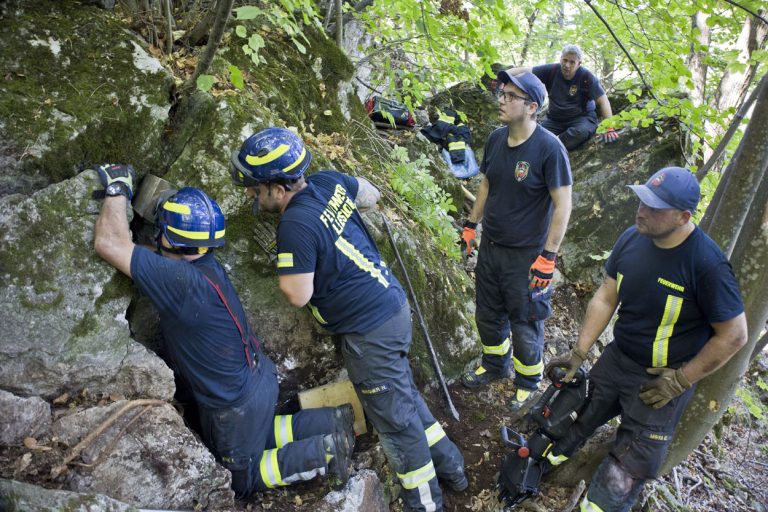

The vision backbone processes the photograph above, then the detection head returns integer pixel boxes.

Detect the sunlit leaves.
[196,74,216,92]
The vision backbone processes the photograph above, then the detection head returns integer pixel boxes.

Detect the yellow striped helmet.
[157,187,226,248]
[230,127,312,186]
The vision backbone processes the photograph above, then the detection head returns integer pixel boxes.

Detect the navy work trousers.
[198,354,337,496]
[555,342,695,511]
[475,240,549,391]
[541,112,598,150]
[342,302,465,512]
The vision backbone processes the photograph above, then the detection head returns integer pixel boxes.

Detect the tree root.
[51,399,165,478]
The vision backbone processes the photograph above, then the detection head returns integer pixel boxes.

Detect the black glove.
[545,347,587,383]
[639,367,691,409]
[96,164,136,199]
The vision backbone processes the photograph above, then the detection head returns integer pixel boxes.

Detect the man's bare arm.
[94,196,135,277]
[354,177,380,212]
[575,276,620,354]
[595,94,614,121]
[680,313,748,384]
[279,272,315,308]
[468,175,489,225]
[543,185,572,253]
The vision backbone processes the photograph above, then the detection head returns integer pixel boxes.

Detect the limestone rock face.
[0,391,51,446]
[0,171,175,401]
[0,479,136,512]
[0,0,174,197]
[51,401,234,510]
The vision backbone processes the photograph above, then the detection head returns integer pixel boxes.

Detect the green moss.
[95,272,135,307]
[20,291,64,311]
[71,311,99,337]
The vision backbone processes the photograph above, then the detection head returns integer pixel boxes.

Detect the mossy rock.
[0,0,174,193]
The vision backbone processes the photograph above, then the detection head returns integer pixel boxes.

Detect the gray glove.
[545,347,588,383]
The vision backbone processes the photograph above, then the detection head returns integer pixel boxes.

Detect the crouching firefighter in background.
[230,128,467,512]
[501,167,748,511]
[91,164,355,497]
[497,366,589,508]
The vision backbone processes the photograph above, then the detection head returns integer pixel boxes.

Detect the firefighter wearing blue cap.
[541,167,747,511]
[231,128,468,512]
[505,44,618,150]
[92,165,355,497]
[459,72,573,412]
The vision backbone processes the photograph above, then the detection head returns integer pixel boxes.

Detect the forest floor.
[235,286,768,512]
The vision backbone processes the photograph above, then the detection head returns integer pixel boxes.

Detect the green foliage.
[388,146,460,259]
[234,1,320,64]
[733,385,767,423]
[196,74,216,92]
[228,65,244,90]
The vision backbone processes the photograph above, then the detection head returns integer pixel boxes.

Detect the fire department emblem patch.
[569,85,578,96]
[515,161,530,182]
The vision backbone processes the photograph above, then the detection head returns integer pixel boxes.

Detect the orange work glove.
[460,221,477,255]
[529,250,556,289]
[600,127,619,143]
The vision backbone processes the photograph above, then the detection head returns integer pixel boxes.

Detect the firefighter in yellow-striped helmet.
[156,187,226,254]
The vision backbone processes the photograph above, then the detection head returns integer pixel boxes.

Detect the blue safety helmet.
[229,127,312,187]
[156,187,226,248]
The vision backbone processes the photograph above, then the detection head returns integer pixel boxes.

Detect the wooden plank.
[298,380,367,435]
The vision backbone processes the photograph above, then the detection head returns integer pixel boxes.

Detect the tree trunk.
[520,8,539,65]
[699,75,768,258]
[182,0,234,93]
[686,12,710,107]
[702,12,768,160]
[662,79,768,474]
[181,0,218,47]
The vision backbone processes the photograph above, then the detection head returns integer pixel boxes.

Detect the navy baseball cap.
[628,167,700,211]
[496,69,547,112]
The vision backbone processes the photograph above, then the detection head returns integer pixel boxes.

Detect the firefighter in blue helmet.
[92,165,355,497]
[230,128,468,512]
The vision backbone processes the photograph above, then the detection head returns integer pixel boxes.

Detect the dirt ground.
[2,286,766,511]
[234,286,768,512]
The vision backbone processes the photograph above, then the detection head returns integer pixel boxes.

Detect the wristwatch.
[105,182,131,198]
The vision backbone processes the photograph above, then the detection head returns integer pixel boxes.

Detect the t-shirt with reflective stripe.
[130,248,258,408]
[480,125,572,248]
[605,226,743,368]
[276,170,406,334]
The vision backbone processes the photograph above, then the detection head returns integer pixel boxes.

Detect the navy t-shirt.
[131,248,258,409]
[532,64,605,121]
[276,170,406,334]
[605,226,744,368]
[480,125,572,248]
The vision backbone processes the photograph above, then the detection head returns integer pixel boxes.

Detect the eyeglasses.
[494,90,530,104]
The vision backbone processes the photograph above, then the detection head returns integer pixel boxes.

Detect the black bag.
[365,96,415,127]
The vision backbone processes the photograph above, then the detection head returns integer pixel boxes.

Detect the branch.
[697,74,766,181]
[182,0,235,93]
[584,0,658,101]
[722,0,768,26]
[354,35,427,66]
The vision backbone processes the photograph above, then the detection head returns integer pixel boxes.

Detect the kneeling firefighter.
[497,366,590,508]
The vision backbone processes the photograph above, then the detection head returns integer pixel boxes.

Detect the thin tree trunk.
[752,328,768,360]
[182,0,234,92]
[702,12,768,161]
[181,0,218,47]
[696,74,765,183]
[336,0,343,46]
[662,80,768,473]
[699,74,768,258]
[686,12,710,107]
[520,8,539,65]
[163,0,173,54]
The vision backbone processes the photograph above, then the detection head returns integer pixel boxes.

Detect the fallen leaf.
[53,393,69,405]
[16,453,32,472]
[23,437,37,449]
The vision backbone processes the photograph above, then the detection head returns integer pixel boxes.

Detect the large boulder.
[0,479,136,512]
[0,171,175,401]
